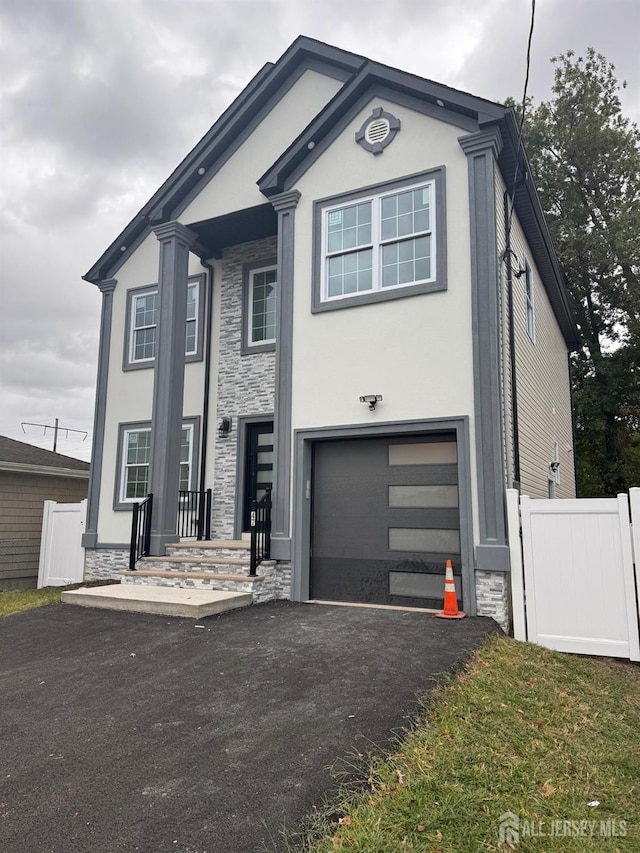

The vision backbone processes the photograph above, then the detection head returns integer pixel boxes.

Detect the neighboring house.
[81,36,577,629]
[0,436,90,590]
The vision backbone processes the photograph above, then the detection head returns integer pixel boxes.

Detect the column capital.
[270,189,301,213]
[153,220,199,247]
[97,278,117,295]
[458,127,503,160]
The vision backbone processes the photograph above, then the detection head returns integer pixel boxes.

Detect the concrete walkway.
[0,601,499,853]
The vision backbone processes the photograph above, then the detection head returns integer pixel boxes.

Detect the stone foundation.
[84,548,129,581]
[475,570,510,632]
[120,562,291,604]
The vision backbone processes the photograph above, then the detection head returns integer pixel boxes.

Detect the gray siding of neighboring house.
[0,471,89,589]
[211,235,277,538]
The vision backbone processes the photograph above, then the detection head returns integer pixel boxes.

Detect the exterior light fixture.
[359,394,383,411]
[218,417,232,438]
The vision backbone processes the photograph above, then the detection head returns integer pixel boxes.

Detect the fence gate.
[37,499,87,588]
[507,489,640,661]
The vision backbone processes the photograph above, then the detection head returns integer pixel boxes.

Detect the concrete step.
[168,539,250,552]
[121,569,264,584]
[136,556,276,574]
[62,585,251,619]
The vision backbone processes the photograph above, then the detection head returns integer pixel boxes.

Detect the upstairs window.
[249,266,277,345]
[313,169,446,313]
[185,282,199,355]
[241,258,278,355]
[125,276,205,370]
[131,292,158,363]
[524,262,535,342]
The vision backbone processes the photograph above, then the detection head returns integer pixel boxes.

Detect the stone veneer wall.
[475,570,510,632]
[85,548,129,580]
[212,236,277,539]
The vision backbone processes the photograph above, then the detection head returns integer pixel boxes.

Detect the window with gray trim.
[114,418,199,509]
[249,266,277,344]
[524,262,535,342]
[313,169,446,312]
[241,258,277,354]
[124,275,205,369]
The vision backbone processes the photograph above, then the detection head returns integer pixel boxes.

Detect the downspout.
[503,188,521,487]
[568,352,579,497]
[197,258,215,491]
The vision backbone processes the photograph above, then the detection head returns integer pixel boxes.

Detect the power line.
[21,418,88,453]
[507,0,537,240]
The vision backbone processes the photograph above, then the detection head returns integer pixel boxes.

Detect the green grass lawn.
[0,586,71,617]
[291,635,640,852]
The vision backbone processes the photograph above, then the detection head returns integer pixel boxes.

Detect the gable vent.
[365,118,390,144]
[355,108,401,155]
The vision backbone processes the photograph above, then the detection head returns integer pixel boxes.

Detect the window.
[124,276,205,370]
[313,170,446,312]
[185,282,199,355]
[121,427,151,501]
[114,418,199,509]
[249,266,277,345]
[179,425,193,492]
[525,262,535,341]
[242,258,277,354]
[131,292,157,363]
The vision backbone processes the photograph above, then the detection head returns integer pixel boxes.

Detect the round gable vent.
[365,117,390,145]
[355,107,401,154]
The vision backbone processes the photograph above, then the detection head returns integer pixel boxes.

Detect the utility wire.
[506,0,536,242]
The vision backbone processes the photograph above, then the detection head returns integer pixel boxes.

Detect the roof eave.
[83,36,367,284]
[258,60,505,196]
[0,461,90,478]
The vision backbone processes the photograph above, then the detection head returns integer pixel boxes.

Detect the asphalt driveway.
[0,601,498,852]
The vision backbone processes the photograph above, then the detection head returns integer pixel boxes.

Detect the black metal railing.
[129,493,153,571]
[177,489,212,540]
[250,488,272,576]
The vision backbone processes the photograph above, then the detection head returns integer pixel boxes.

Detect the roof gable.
[84,36,365,284]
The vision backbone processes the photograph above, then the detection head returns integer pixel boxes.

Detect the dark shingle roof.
[0,435,90,471]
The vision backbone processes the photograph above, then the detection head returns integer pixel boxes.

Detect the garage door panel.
[311,434,461,608]
[312,557,463,610]
[385,465,458,486]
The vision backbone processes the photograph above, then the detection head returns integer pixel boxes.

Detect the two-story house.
[81,36,577,629]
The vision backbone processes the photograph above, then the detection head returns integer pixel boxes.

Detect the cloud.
[0,0,637,465]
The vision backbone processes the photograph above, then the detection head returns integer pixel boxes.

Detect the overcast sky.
[0,0,638,462]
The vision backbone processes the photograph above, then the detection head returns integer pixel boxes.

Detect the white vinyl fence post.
[618,493,640,662]
[628,489,640,661]
[506,488,527,641]
[37,501,55,589]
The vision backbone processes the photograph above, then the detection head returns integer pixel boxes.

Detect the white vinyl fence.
[37,499,87,588]
[507,488,640,661]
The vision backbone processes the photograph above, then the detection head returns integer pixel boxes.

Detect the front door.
[243,421,274,532]
[310,434,462,609]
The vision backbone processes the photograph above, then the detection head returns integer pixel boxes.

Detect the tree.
[517,49,640,495]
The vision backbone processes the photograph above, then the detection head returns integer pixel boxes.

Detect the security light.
[359,394,383,411]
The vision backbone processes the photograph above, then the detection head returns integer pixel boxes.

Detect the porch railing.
[250,488,272,576]
[177,489,212,540]
[129,493,153,571]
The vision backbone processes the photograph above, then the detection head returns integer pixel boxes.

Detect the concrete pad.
[61,584,251,618]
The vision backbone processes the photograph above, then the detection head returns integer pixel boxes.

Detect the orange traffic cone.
[435,559,467,619]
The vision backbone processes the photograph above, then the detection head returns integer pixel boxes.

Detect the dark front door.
[310,434,462,609]
[243,421,274,532]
